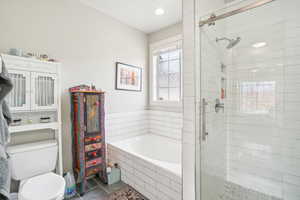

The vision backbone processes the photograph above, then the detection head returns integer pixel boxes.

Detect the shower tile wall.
[223,1,300,199]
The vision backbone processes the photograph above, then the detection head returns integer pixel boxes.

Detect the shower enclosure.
[197,0,300,199]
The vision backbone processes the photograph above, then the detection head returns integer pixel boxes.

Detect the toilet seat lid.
[19,172,65,200]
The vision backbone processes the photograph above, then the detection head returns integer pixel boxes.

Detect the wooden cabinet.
[70,91,107,195]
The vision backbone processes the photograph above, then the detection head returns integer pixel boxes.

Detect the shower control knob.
[215,98,225,113]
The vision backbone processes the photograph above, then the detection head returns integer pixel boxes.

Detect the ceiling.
[79,0,182,33]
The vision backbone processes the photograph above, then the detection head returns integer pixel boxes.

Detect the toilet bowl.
[18,172,65,200]
[7,140,66,200]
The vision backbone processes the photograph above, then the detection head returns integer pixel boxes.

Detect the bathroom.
[0,0,299,200]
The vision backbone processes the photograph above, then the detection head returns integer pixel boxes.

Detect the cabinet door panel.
[6,69,31,112]
[31,72,58,110]
[86,95,100,133]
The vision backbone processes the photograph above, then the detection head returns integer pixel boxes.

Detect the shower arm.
[216,37,231,42]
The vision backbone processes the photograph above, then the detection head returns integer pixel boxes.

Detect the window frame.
[149,35,183,108]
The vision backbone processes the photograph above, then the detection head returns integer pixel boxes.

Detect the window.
[240,81,275,114]
[150,37,182,106]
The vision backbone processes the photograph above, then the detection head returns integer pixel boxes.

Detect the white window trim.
[149,35,183,108]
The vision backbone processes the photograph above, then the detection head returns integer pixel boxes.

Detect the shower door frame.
[198,0,275,27]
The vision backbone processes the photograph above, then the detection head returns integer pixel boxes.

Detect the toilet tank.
[7,140,58,180]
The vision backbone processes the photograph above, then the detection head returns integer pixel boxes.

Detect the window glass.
[154,48,182,102]
[241,81,275,114]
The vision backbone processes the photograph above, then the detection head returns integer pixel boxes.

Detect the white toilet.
[7,140,66,200]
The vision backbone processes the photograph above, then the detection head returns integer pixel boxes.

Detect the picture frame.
[115,62,142,92]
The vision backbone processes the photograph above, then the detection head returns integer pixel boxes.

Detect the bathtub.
[107,134,182,200]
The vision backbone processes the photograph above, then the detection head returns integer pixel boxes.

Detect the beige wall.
[0,0,148,171]
[148,22,182,44]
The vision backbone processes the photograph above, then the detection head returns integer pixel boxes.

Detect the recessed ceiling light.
[252,42,267,48]
[155,8,165,16]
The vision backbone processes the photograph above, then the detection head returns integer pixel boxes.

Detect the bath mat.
[107,185,148,200]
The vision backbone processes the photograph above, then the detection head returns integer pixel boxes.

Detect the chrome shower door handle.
[202,98,209,141]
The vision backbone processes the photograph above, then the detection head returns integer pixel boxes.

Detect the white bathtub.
[107,134,182,200]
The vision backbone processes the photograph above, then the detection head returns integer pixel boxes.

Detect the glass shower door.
[198,0,300,199]
[199,11,230,200]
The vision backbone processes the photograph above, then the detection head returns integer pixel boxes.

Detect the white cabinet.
[31,72,58,111]
[6,70,58,112]
[2,54,60,112]
[6,69,31,112]
[2,54,63,175]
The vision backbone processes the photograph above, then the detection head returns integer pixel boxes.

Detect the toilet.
[7,140,66,200]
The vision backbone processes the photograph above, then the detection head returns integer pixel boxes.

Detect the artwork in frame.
[115,62,142,91]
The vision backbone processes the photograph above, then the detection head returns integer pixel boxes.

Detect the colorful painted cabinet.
[70,90,107,195]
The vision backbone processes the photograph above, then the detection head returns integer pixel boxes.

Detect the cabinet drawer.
[86,158,102,168]
[85,143,102,152]
[84,135,102,144]
[85,149,102,161]
[85,166,101,177]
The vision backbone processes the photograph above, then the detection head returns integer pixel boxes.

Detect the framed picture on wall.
[115,62,142,91]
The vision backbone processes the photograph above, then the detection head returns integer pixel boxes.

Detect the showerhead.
[227,37,241,49]
[216,37,241,49]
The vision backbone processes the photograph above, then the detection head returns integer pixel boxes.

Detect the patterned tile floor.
[70,178,127,200]
[71,188,108,200]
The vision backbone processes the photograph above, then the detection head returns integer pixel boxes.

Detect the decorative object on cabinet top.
[7,49,59,62]
[1,54,60,74]
[69,84,104,93]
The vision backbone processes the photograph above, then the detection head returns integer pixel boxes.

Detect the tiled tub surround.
[106,110,182,142]
[105,111,149,142]
[148,110,182,141]
[107,134,182,200]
